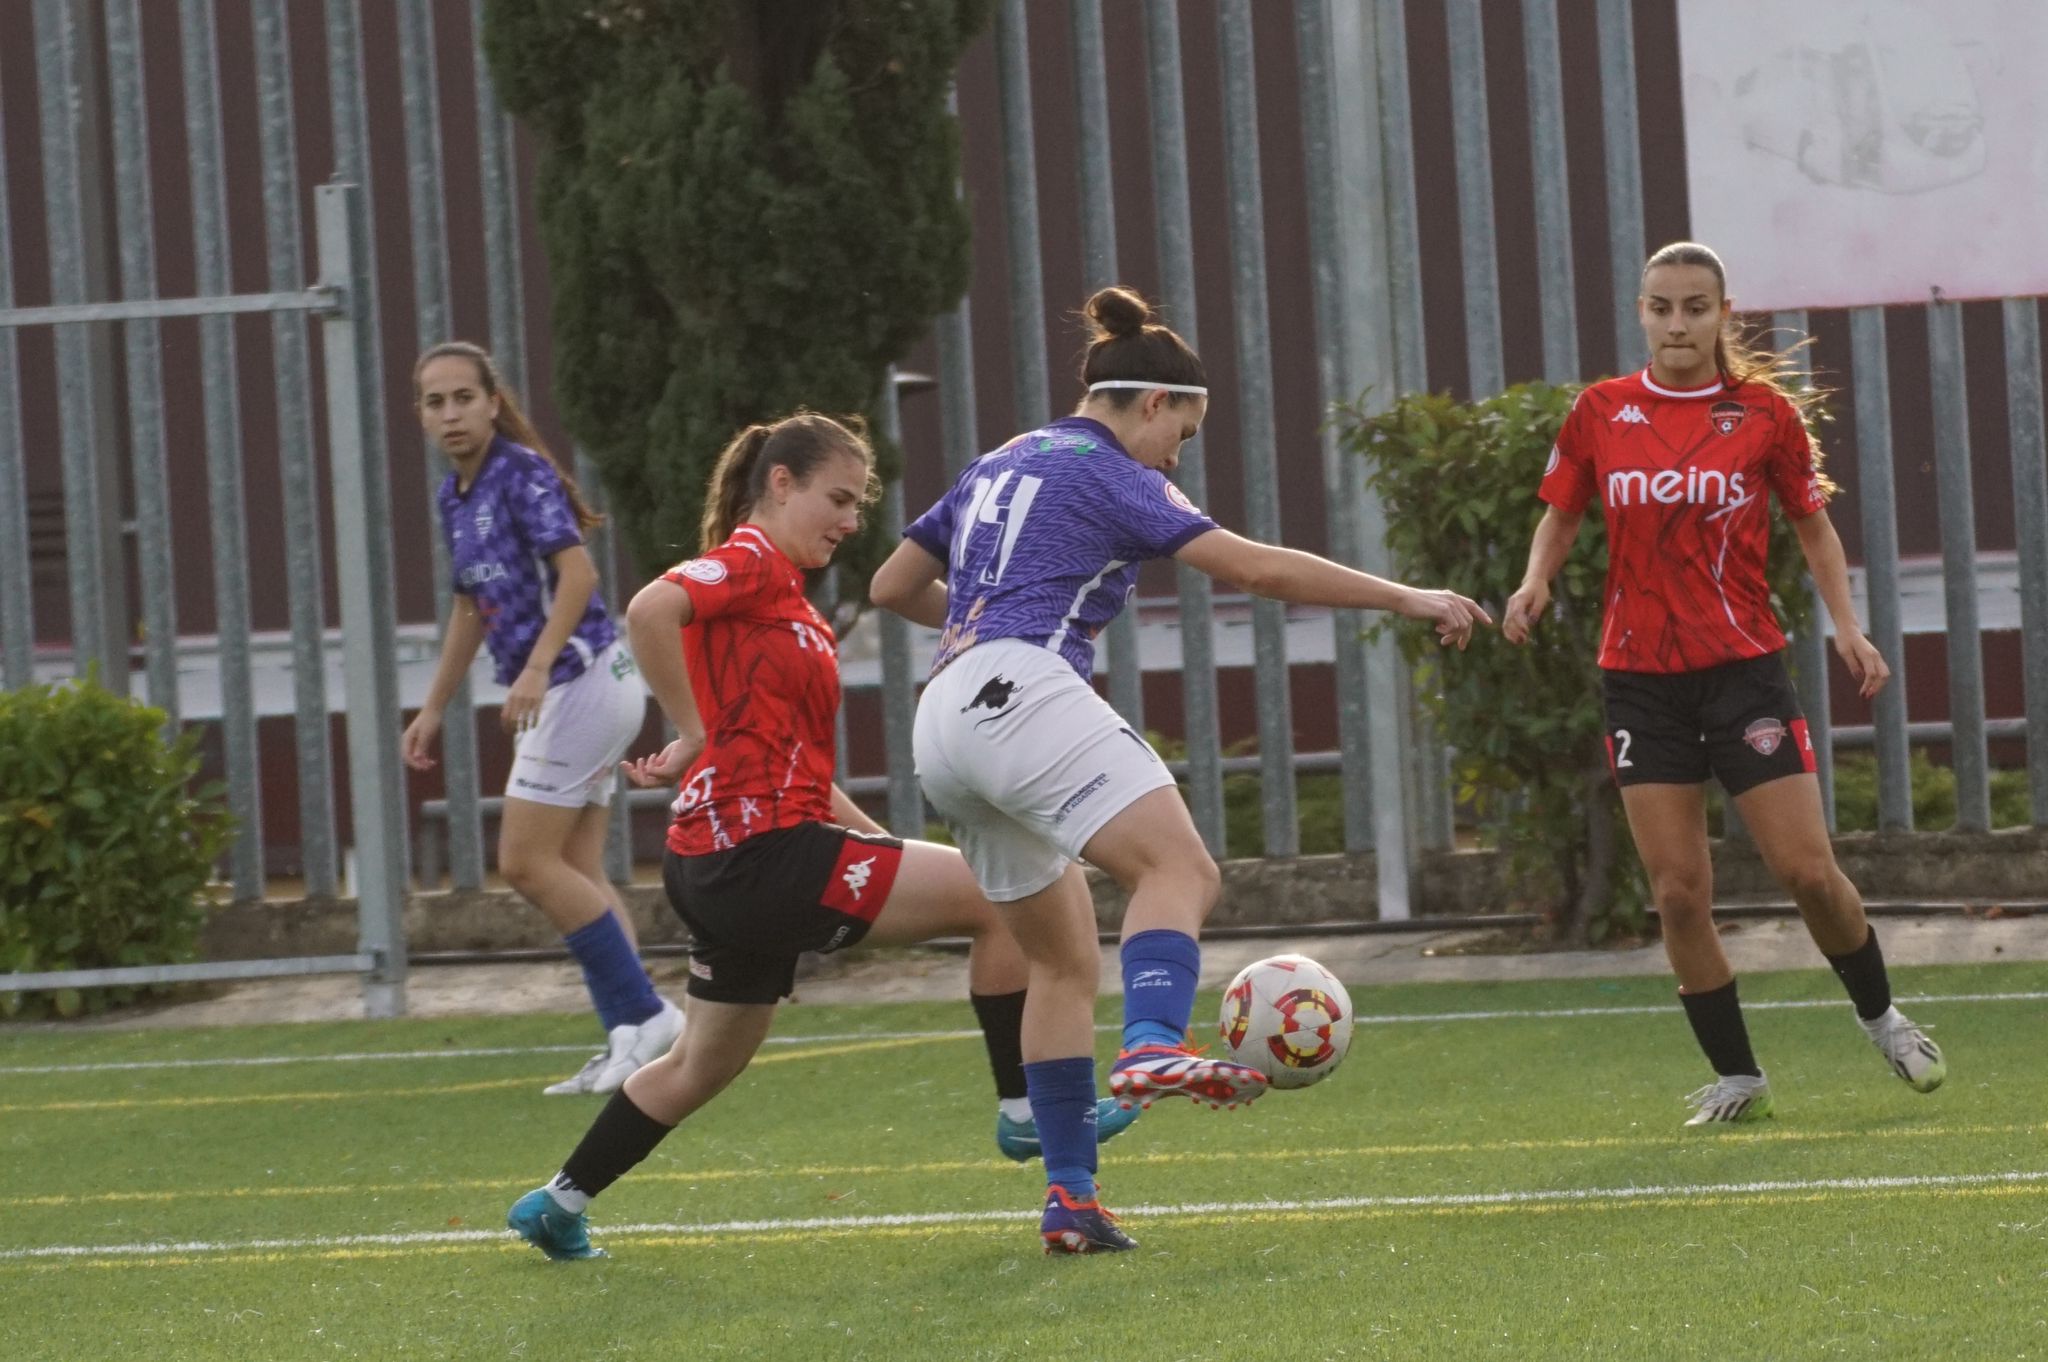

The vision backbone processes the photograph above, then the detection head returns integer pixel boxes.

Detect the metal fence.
[4,0,2046,998]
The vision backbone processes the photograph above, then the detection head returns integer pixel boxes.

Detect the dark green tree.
[482,0,993,594]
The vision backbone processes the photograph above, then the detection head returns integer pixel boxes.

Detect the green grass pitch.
[3,962,2044,1361]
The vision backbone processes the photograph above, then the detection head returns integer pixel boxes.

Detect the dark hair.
[701,411,877,550]
[1077,286,1206,407]
[1641,242,1835,487]
[413,341,604,532]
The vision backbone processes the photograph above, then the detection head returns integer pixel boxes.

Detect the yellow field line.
[0,1035,934,1116]
[16,1120,2045,1210]
[5,1179,2043,1273]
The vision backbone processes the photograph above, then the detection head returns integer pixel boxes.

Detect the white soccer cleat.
[1858,1006,1945,1092]
[542,1050,608,1096]
[1682,1072,1774,1126]
[591,997,686,1093]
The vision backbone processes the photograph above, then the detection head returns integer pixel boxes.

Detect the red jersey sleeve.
[1764,394,1828,519]
[662,542,779,621]
[1537,392,1598,514]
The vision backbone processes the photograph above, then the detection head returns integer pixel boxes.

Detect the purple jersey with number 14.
[903,416,1217,681]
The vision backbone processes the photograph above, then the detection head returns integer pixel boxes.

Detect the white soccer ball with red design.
[1217,953,1354,1090]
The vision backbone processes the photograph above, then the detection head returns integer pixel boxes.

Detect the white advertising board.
[1678,0,2048,310]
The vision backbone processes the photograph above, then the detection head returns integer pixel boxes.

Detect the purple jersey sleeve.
[508,458,585,558]
[1101,460,1217,561]
[904,482,959,562]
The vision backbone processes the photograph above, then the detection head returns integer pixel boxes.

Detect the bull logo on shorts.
[1743,718,1787,756]
[1709,401,1748,436]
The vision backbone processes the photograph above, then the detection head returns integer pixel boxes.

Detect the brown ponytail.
[1077,285,1206,405]
[1642,242,1835,487]
[700,410,877,551]
[413,340,604,532]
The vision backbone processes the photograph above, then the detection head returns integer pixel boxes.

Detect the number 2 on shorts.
[1612,727,1633,770]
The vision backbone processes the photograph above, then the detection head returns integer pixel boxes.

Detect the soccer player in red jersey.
[1504,242,1944,1125]
[507,412,1126,1261]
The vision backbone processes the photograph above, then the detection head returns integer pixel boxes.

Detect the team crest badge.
[1709,401,1748,436]
[1743,717,1787,756]
[677,558,727,584]
[1164,481,1200,514]
[473,505,494,536]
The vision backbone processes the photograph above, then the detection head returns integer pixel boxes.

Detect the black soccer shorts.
[1599,651,1816,796]
[661,821,904,1005]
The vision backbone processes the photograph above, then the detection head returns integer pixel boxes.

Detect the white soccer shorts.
[507,641,647,809]
[913,637,1174,902]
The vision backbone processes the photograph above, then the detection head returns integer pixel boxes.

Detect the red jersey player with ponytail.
[1504,242,1944,1126]
[505,412,1133,1262]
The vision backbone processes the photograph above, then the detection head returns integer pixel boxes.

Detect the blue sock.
[563,909,661,1031]
[1120,929,1200,1052]
[1024,1057,1099,1201]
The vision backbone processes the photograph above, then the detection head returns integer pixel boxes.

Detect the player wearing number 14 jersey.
[1505,242,1943,1128]
[873,286,1487,1252]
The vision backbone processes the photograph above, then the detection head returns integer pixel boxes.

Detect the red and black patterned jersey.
[663,525,839,856]
[1538,369,1828,674]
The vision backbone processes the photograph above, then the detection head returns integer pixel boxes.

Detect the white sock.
[544,1175,590,1214]
[998,1097,1033,1122]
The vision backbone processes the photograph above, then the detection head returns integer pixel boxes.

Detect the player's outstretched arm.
[871,539,950,628]
[402,594,486,770]
[1791,507,1890,699]
[1502,505,1584,645]
[621,578,707,786]
[1175,528,1491,650]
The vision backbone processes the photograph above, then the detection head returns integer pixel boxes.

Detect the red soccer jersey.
[1538,369,1828,674]
[663,524,839,856]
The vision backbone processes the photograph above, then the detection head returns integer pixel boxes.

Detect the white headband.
[1087,380,1209,396]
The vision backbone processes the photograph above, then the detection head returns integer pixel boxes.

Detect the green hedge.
[0,678,232,1018]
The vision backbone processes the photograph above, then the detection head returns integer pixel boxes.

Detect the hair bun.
[1083,286,1151,340]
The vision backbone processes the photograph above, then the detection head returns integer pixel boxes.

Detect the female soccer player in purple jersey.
[403,341,681,1096]
[872,287,1490,1253]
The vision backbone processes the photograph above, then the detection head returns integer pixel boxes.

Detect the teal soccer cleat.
[996,1098,1141,1163]
[507,1188,607,1262]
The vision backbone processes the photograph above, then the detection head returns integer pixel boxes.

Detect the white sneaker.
[1858,1006,1945,1092]
[542,1050,608,1096]
[1682,1073,1774,1126]
[591,998,686,1093]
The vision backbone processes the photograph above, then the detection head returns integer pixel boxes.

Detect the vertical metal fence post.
[1522,0,1578,384]
[2006,298,2048,826]
[252,0,340,895]
[318,182,407,1018]
[1072,0,1143,731]
[0,98,27,689]
[1773,308,1834,827]
[1596,0,1645,373]
[1296,0,1375,855]
[400,0,485,888]
[1849,306,1913,830]
[33,0,115,688]
[1218,1,1298,855]
[877,368,925,836]
[995,0,1049,429]
[1331,0,1416,916]
[104,0,178,723]
[327,0,413,886]
[1444,0,1502,399]
[181,0,264,897]
[471,0,528,394]
[936,88,980,483]
[574,446,634,886]
[1144,0,1225,854]
[1926,298,1990,831]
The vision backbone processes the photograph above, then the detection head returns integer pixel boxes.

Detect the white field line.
[4,989,2045,1078]
[5,1167,2047,1262]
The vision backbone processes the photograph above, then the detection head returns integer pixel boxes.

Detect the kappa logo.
[1744,717,1787,756]
[1710,401,1749,435]
[841,855,878,900]
[1612,404,1650,425]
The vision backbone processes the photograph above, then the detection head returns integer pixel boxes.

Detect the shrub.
[1339,383,1817,941]
[0,677,232,1018]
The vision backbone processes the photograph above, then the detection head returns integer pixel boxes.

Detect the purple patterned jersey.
[437,436,617,687]
[904,417,1217,681]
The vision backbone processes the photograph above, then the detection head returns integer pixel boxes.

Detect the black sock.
[554,1089,676,1201]
[1678,979,1762,1078]
[1824,926,1892,1021]
[970,989,1029,1101]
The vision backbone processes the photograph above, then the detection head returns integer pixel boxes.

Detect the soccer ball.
[1217,953,1354,1090]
